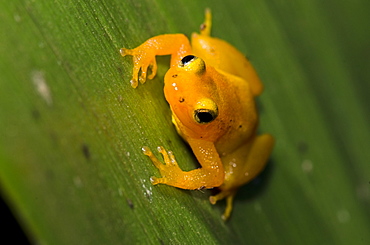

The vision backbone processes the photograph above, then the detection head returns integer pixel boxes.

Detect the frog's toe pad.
[209,195,219,205]
[150,176,167,185]
[120,48,131,57]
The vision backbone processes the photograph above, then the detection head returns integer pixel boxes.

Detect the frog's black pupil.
[181,55,195,65]
[196,111,214,123]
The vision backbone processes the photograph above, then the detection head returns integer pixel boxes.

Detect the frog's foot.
[142,146,213,190]
[210,190,236,221]
[120,48,158,88]
[142,146,185,185]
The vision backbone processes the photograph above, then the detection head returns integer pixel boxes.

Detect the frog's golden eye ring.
[194,109,218,124]
[179,55,206,74]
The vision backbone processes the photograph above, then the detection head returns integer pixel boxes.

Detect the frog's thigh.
[223,134,274,189]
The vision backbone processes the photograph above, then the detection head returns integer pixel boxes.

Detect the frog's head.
[175,56,218,124]
[163,55,228,141]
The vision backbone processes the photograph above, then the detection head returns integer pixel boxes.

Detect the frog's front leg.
[120,34,192,88]
[143,140,225,190]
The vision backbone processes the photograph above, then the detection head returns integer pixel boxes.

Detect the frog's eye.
[179,55,206,74]
[194,109,218,124]
[180,55,196,66]
[193,98,218,124]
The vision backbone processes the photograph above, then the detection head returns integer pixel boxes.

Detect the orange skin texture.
[121,9,274,220]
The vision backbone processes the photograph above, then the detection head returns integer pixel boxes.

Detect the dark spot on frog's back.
[172,74,178,78]
[179,97,185,103]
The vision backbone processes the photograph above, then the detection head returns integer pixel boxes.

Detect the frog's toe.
[139,59,158,83]
[150,176,170,185]
[130,78,138,88]
[138,70,147,84]
[221,195,235,221]
[142,146,164,170]
[150,176,160,185]
[147,61,158,80]
[120,48,131,57]
[129,64,141,88]
[209,195,218,205]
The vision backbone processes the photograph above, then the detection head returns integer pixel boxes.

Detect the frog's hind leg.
[210,134,274,220]
[200,8,212,36]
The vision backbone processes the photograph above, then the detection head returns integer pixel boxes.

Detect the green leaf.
[1,0,369,244]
